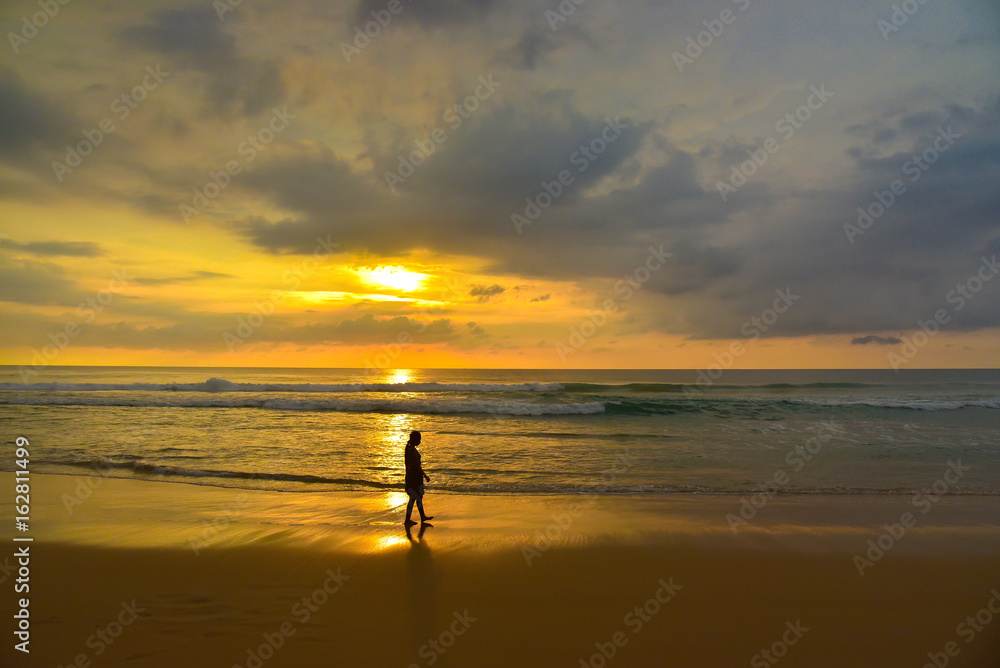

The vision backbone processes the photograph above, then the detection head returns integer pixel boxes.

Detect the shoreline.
[10,471,1000,549]
[3,473,1000,666]
[13,466,1000,496]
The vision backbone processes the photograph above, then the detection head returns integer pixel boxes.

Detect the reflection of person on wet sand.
[405,519,436,646]
[404,430,433,526]
[405,521,430,543]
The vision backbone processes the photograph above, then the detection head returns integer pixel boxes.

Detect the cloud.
[647,97,1000,340]
[3,0,1000,362]
[395,105,647,202]
[851,335,903,346]
[2,308,463,351]
[237,104,654,274]
[132,271,235,286]
[242,314,460,346]
[2,240,104,257]
[469,284,504,302]
[0,256,88,306]
[353,0,499,29]
[120,6,285,116]
[230,92,1000,344]
[0,68,73,167]
[495,25,597,70]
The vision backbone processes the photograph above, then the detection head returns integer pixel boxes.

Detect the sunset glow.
[0,1,997,370]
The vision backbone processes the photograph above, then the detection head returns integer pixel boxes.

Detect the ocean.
[2,367,998,496]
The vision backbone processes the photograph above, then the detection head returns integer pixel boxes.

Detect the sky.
[1,0,998,370]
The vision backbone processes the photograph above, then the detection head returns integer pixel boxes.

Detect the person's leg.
[405,491,416,523]
[416,487,432,522]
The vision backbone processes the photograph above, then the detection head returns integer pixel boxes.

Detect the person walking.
[404,430,433,526]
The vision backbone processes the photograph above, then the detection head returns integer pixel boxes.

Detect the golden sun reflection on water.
[386,368,412,385]
[383,491,409,508]
[358,370,421,512]
[370,413,416,488]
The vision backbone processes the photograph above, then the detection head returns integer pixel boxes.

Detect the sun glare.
[355,266,428,292]
[387,369,412,384]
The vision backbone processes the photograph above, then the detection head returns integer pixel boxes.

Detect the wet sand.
[2,473,999,667]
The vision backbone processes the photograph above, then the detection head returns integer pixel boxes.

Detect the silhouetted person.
[404,430,433,526]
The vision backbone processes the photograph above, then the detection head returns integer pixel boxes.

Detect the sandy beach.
[3,472,1000,667]
[4,0,999,660]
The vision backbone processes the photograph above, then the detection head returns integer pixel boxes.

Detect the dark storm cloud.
[0,68,73,165]
[843,99,1000,257]
[678,98,1000,340]
[122,6,233,67]
[239,154,373,223]
[487,143,732,283]
[2,240,105,257]
[595,148,732,229]
[238,103,655,270]
[230,88,1000,343]
[354,0,497,28]
[120,6,285,116]
[644,242,741,297]
[852,335,903,346]
[388,104,648,201]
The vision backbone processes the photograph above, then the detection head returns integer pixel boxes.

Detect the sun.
[355,266,428,292]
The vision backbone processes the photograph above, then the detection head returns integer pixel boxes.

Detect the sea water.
[1,367,998,496]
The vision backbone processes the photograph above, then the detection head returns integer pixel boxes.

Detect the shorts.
[405,485,424,499]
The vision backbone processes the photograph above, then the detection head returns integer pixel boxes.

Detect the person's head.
[408,430,421,446]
